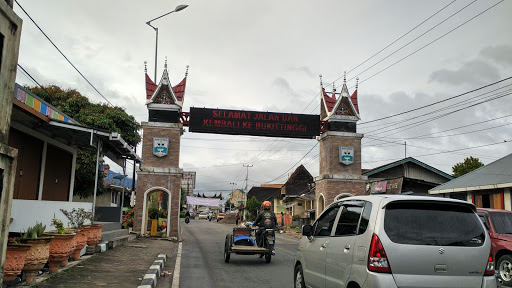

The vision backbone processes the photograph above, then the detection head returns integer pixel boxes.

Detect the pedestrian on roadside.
[235,211,240,225]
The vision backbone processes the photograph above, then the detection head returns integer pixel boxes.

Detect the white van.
[294,195,496,288]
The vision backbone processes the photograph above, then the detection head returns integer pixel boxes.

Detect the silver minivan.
[294,195,496,288]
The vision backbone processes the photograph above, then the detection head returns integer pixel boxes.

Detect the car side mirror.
[302,224,313,237]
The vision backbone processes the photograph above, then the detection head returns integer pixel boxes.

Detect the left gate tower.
[134,61,188,238]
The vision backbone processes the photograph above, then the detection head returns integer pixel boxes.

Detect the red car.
[477,208,512,285]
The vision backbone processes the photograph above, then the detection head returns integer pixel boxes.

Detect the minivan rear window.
[384,202,485,246]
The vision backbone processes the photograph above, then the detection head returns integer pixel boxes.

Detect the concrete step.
[101,228,129,242]
[108,234,137,249]
[95,221,122,232]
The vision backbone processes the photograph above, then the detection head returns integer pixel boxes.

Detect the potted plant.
[3,237,31,285]
[123,208,134,231]
[43,218,76,272]
[60,208,90,260]
[19,223,54,283]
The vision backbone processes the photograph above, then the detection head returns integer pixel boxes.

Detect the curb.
[137,253,167,288]
[171,242,182,288]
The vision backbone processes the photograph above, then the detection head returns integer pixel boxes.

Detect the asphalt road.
[178,218,300,288]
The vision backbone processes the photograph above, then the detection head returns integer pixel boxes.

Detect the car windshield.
[200,212,208,215]
[490,212,512,234]
[384,201,485,246]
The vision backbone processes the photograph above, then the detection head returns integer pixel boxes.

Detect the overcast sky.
[13,0,512,196]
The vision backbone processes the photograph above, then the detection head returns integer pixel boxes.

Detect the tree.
[27,85,141,198]
[452,156,484,178]
[245,196,261,221]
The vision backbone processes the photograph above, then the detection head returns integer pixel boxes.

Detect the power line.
[365,89,512,137]
[398,113,512,139]
[301,0,458,113]
[360,76,512,125]
[353,0,505,89]
[346,0,478,84]
[264,142,318,184]
[14,0,114,107]
[345,0,458,77]
[363,135,498,160]
[371,139,511,163]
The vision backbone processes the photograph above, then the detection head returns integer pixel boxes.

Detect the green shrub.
[22,222,46,239]
[148,208,159,219]
[158,210,168,218]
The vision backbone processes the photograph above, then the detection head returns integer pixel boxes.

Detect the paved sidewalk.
[19,237,177,288]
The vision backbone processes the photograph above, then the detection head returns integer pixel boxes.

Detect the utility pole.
[230,182,236,212]
[243,164,253,220]
[243,164,253,192]
[405,141,407,158]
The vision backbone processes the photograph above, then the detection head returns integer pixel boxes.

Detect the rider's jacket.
[253,209,277,229]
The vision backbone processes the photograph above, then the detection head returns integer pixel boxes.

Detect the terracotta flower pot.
[83,224,103,246]
[19,237,53,283]
[42,232,76,273]
[81,226,97,247]
[92,224,104,242]
[3,244,31,284]
[71,229,88,260]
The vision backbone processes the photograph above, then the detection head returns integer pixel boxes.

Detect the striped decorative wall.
[14,85,74,123]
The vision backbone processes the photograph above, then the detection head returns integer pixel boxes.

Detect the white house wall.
[9,199,93,233]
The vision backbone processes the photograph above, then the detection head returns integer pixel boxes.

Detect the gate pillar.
[134,63,188,238]
[315,76,367,211]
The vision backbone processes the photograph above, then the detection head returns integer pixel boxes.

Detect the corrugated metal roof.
[430,153,512,193]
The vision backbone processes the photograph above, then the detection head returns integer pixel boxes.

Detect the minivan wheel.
[498,255,512,285]
[294,264,306,288]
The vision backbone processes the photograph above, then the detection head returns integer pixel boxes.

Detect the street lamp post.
[146,4,189,82]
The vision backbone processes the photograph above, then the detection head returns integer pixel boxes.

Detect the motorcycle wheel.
[224,234,232,263]
[265,252,271,263]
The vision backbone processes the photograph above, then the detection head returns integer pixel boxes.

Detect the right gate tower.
[315,74,367,212]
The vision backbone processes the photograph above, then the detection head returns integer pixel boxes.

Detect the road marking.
[171,242,182,288]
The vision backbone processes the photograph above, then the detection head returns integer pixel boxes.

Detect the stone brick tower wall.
[133,122,183,237]
[315,131,367,208]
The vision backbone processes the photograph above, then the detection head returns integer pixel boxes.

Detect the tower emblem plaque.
[339,147,354,165]
[153,137,169,157]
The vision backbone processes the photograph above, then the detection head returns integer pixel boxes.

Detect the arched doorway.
[141,187,172,237]
[317,194,325,216]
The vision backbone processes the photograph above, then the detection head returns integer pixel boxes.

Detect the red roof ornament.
[350,89,358,113]
[172,76,187,102]
[322,87,336,112]
[145,73,157,100]
[351,77,359,113]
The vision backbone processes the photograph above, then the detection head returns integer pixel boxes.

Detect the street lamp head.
[174,4,189,12]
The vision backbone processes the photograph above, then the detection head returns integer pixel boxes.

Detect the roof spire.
[343,71,346,84]
[144,61,147,73]
[356,77,359,89]
[332,81,336,93]
[319,74,323,87]
[164,57,168,69]
[185,65,189,77]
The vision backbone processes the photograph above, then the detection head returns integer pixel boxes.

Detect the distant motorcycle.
[185,216,190,224]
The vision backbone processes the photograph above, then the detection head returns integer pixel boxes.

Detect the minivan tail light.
[368,234,391,273]
[484,251,495,276]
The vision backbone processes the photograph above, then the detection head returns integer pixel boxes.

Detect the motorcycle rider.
[253,201,278,255]
[185,210,191,223]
